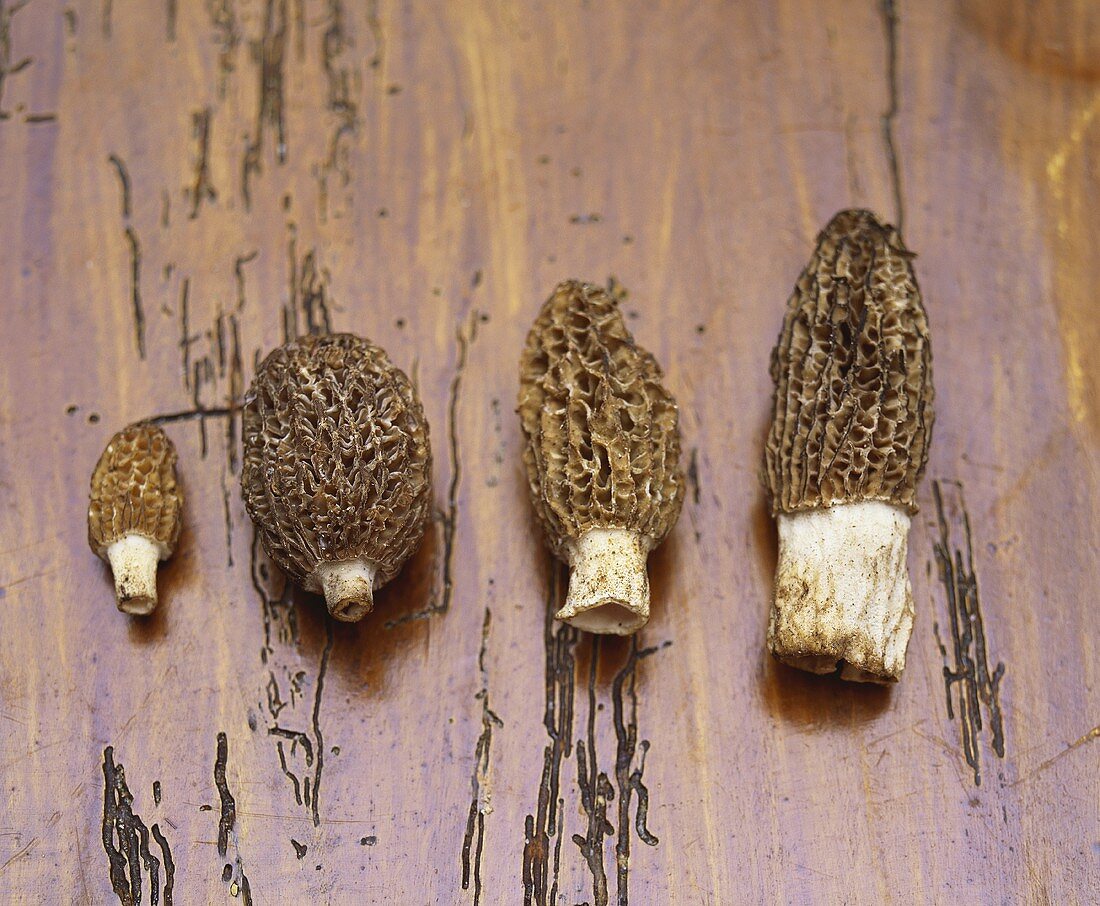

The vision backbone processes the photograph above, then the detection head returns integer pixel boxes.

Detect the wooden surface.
[1,1,1097,903]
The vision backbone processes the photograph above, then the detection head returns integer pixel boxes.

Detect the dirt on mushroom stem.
[762,210,934,683]
[518,280,684,635]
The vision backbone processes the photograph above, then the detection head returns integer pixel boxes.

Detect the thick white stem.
[769,501,914,683]
[106,534,163,616]
[315,559,377,622]
[558,528,650,635]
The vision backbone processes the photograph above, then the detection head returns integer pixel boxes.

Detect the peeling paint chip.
[763,210,934,683]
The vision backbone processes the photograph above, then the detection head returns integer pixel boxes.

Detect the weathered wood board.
[0,1,1097,903]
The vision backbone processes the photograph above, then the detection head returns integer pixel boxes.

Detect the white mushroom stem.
[558,528,651,635]
[106,533,164,616]
[315,559,377,622]
[768,501,914,683]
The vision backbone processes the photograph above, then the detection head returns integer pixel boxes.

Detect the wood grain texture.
[0,1,1096,902]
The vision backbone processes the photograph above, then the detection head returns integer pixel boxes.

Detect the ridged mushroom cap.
[241,333,432,588]
[763,209,934,516]
[88,423,183,558]
[518,280,684,559]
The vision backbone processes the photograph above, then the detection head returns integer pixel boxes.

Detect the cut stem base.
[106,533,163,616]
[558,528,650,635]
[769,501,914,683]
[315,559,377,622]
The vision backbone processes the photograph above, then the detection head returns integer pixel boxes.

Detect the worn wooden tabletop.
[1,0,1097,903]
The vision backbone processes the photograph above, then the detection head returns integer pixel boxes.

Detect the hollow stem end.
[558,528,650,635]
[769,501,914,684]
[316,559,378,622]
[106,533,162,616]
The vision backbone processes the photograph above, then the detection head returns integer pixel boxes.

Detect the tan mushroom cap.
[518,280,684,559]
[88,422,182,559]
[763,208,934,516]
[241,333,432,618]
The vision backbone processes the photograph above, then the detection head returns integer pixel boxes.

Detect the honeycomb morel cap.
[88,422,183,615]
[763,209,934,682]
[242,333,432,622]
[518,280,684,635]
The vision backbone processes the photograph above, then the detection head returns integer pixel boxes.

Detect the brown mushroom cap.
[241,333,432,591]
[518,280,684,559]
[88,422,182,558]
[763,209,934,516]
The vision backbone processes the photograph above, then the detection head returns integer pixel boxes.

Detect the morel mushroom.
[88,423,183,615]
[763,209,934,683]
[518,280,684,635]
[242,333,432,622]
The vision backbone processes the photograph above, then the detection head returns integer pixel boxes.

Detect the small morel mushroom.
[241,333,432,622]
[518,280,684,635]
[88,423,183,615]
[763,209,934,682]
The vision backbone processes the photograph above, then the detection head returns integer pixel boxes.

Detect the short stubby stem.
[558,528,651,635]
[106,533,162,616]
[769,501,914,683]
[315,559,377,622]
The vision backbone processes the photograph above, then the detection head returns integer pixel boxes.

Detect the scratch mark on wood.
[189,107,216,218]
[932,480,1006,787]
[573,639,613,906]
[107,153,131,221]
[213,732,252,904]
[268,725,313,765]
[309,619,334,828]
[148,404,238,426]
[223,312,243,473]
[150,825,174,905]
[523,564,577,906]
[1009,725,1100,787]
[102,746,170,905]
[879,0,905,231]
[252,530,297,658]
[461,608,503,904]
[234,250,257,311]
[214,733,236,857]
[0,0,32,122]
[611,638,667,905]
[178,277,194,390]
[387,310,480,628]
[0,836,38,875]
[296,249,333,337]
[124,226,145,359]
[221,470,235,567]
[366,0,384,72]
[275,740,303,805]
[317,0,359,222]
[207,0,240,99]
[686,448,700,506]
[191,358,214,456]
[242,0,288,208]
[165,0,175,41]
[250,528,333,825]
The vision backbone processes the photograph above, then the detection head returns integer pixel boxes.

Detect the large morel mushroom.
[518,280,684,635]
[88,422,183,615]
[242,333,432,622]
[763,209,934,682]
